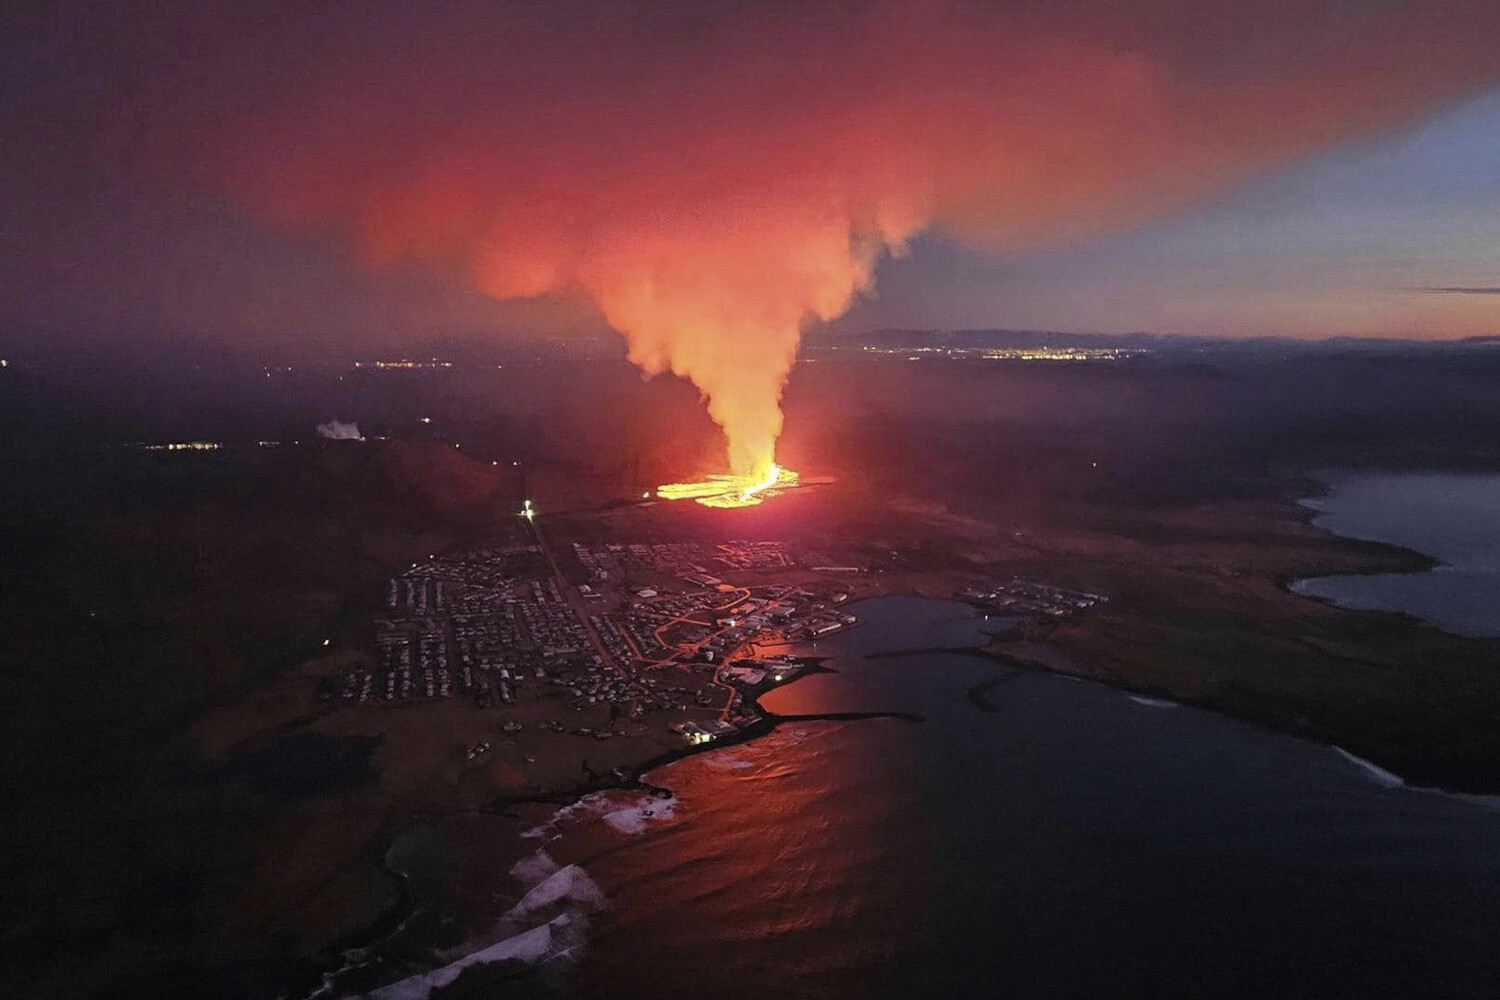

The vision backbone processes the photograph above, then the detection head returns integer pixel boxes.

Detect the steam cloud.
[316,420,364,441]
[164,0,1500,477]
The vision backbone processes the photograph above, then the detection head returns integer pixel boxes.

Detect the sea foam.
[352,865,606,1000]
[1332,746,1405,788]
[509,848,559,886]
[524,789,679,839]
[362,916,571,1000]
[1331,746,1500,812]
[504,863,605,922]
[602,795,678,834]
[1127,695,1180,709]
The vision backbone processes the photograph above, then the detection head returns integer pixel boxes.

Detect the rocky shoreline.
[284,652,936,998]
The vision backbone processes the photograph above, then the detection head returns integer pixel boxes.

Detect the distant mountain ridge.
[813,328,1500,353]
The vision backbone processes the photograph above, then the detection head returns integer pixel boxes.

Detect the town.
[959,578,1109,617]
[327,539,865,752]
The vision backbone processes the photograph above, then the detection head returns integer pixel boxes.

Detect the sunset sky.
[841,89,1500,339]
[4,0,1499,356]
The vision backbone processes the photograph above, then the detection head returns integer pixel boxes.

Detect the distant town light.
[322,638,331,646]
[419,416,432,424]
[360,359,455,370]
[135,440,223,452]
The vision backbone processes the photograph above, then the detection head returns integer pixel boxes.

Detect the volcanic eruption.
[157,1,1500,503]
[657,465,802,509]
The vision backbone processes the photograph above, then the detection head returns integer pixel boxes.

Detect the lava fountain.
[657,464,800,509]
[161,1,1500,512]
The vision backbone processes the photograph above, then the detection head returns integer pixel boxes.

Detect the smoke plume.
[160,0,1500,477]
[316,420,364,441]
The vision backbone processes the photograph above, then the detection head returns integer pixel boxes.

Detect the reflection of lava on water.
[657,464,800,508]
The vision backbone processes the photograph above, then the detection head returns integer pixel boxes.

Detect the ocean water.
[1293,473,1500,637]
[445,597,1500,1000]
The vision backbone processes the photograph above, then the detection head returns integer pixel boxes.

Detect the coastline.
[278,483,1500,999]
[868,630,1500,814]
[1278,473,1500,640]
[286,553,1500,998]
[966,638,1500,799]
[1272,477,1442,608]
[290,649,934,999]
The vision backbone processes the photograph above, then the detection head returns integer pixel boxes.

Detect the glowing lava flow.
[657,464,800,508]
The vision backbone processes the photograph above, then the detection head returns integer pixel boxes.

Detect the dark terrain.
[3,335,1500,997]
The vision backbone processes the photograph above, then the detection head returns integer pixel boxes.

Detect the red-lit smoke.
[165,0,1500,477]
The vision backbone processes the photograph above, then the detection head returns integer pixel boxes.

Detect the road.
[520,508,623,677]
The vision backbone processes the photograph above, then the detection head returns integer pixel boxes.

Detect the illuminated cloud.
[133,0,1500,472]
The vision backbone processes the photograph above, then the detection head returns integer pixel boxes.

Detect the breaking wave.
[350,863,606,1000]
[1332,746,1500,812]
[523,788,680,840]
[362,915,578,1000]
[1331,746,1406,788]
[509,848,560,885]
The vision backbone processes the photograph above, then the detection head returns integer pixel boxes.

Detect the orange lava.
[658,464,800,508]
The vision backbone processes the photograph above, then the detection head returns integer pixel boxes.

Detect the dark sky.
[5,0,1500,360]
